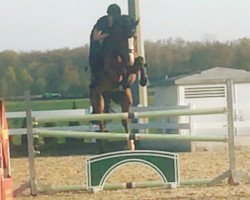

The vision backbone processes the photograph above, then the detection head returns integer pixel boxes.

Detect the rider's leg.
[89,42,102,88]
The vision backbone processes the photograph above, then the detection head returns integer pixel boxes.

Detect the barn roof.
[152,67,250,87]
[176,67,250,84]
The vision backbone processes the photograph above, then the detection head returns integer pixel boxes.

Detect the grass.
[5,92,154,112]
[5,98,91,129]
[5,98,90,112]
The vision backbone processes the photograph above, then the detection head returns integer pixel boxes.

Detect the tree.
[16,68,33,95]
[4,66,17,98]
[2,38,250,98]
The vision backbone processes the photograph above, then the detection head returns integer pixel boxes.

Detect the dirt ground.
[11,146,250,200]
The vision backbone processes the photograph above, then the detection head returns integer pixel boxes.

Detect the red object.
[0,100,13,200]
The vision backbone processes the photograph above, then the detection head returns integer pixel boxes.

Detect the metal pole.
[128,0,148,107]
[25,91,38,196]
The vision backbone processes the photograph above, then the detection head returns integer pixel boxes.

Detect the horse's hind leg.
[120,89,133,133]
[89,88,106,132]
[120,88,135,150]
[89,88,108,153]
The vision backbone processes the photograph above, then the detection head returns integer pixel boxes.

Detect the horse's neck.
[104,36,129,56]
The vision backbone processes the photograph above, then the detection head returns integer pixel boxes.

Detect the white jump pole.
[25,90,38,196]
[208,79,250,186]
[128,0,148,107]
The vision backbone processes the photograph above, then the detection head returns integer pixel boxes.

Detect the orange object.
[0,100,13,200]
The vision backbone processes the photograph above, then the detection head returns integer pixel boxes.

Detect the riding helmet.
[107,4,121,16]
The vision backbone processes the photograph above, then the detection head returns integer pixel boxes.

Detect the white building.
[151,67,250,149]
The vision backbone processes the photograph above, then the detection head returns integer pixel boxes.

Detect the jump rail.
[16,79,249,196]
[36,129,228,142]
[35,107,227,123]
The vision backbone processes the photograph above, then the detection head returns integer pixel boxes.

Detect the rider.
[89,4,122,88]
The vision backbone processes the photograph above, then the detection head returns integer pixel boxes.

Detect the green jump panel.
[86,150,179,191]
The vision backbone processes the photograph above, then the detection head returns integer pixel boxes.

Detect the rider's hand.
[93,29,109,41]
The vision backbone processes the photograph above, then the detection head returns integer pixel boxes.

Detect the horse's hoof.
[135,56,144,65]
[140,76,148,87]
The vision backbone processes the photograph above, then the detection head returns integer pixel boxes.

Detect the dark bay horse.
[89,15,148,134]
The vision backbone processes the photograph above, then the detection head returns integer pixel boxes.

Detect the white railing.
[7,106,193,136]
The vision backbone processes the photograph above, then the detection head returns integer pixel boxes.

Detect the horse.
[89,15,148,136]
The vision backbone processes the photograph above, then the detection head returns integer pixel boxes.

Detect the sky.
[1,0,250,52]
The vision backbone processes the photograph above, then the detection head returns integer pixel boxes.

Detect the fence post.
[24,91,37,195]
[207,79,239,186]
[226,79,239,185]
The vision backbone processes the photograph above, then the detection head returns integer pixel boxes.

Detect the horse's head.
[102,15,139,67]
[118,15,139,38]
[101,15,143,87]
[112,15,139,40]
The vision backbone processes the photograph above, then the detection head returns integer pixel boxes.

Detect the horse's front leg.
[139,64,148,87]
[133,56,148,87]
[127,56,148,87]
